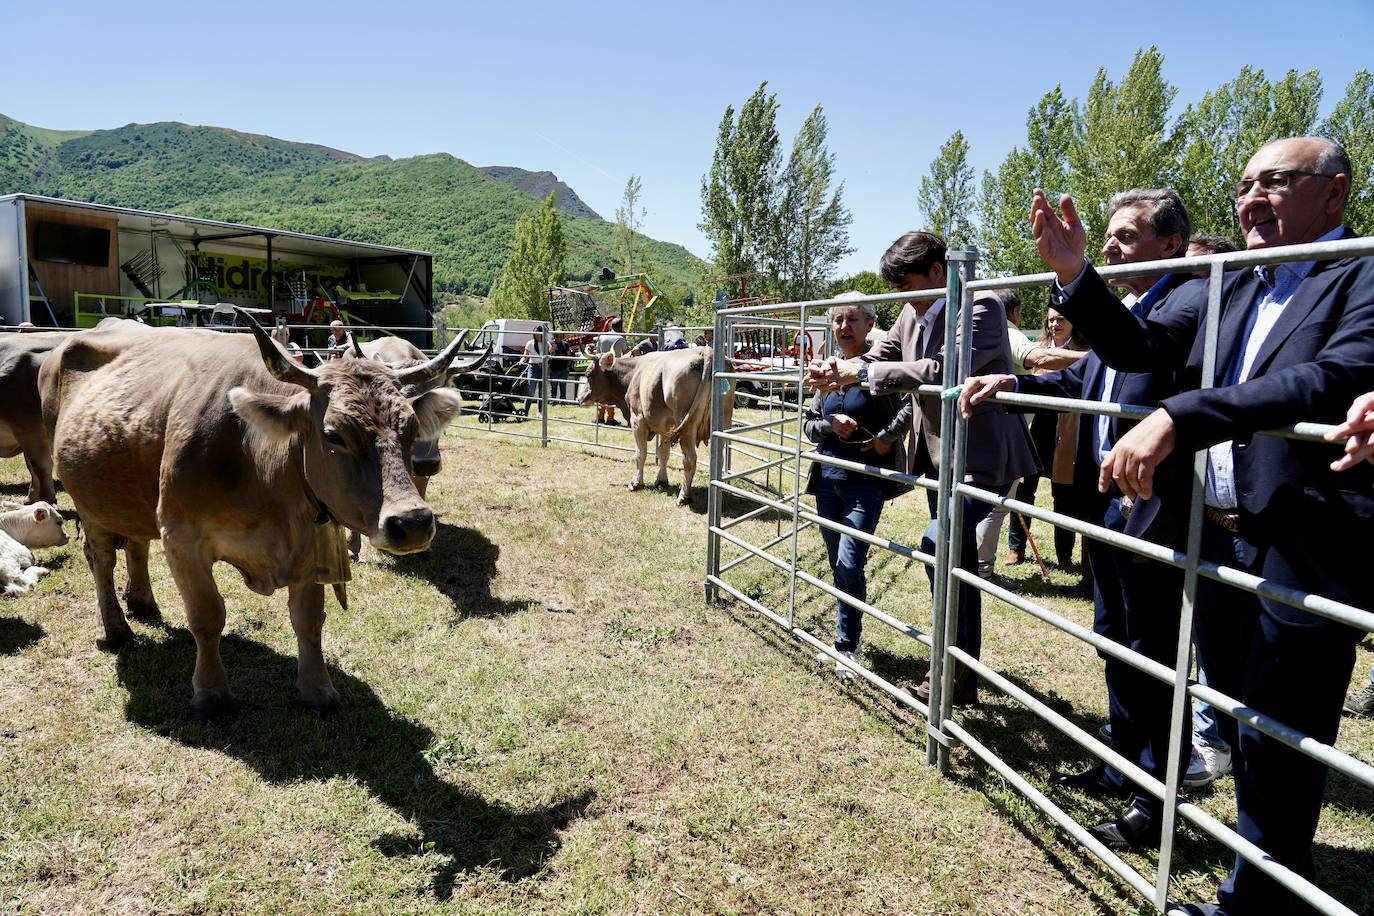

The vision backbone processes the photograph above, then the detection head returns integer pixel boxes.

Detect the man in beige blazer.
[809,231,1038,704]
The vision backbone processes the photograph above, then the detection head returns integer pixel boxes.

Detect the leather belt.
[1204,506,1241,534]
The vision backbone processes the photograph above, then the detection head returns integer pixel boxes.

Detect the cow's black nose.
[413,458,440,477]
[383,508,434,545]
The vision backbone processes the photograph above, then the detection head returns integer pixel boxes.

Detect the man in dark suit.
[807,232,1039,705]
[961,187,1198,852]
[1031,137,1374,915]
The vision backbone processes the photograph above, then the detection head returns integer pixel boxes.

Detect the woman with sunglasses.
[803,291,913,678]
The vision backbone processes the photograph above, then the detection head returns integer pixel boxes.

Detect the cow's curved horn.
[583,344,596,357]
[236,307,319,390]
[444,346,491,379]
[350,336,365,359]
[394,335,481,387]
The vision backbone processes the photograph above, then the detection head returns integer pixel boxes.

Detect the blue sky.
[4,0,1372,277]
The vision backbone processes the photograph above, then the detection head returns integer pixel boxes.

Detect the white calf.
[0,530,47,596]
[0,501,68,549]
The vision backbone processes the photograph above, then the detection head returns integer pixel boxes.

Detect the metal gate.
[703,239,1374,915]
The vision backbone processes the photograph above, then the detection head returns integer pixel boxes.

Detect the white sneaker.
[1183,741,1232,788]
[816,647,860,680]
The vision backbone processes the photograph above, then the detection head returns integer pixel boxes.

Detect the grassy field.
[1,403,1370,914]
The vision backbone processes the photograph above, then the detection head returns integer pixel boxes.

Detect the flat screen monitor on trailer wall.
[34,221,110,267]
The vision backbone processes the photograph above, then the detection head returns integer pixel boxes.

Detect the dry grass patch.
[0,407,1369,914]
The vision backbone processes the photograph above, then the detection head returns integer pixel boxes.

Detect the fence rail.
[703,237,1374,915]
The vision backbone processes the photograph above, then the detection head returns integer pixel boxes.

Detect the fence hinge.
[925,722,960,749]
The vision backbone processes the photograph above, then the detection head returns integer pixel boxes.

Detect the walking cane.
[1015,512,1052,583]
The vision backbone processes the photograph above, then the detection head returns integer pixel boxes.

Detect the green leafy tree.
[978,87,1074,326]
[1068,46,1180,246]
[830,270,900,330]
[1175,67,1323,238]
[699,82,782,285]
[1320,69,1374,235]
[488,193,566,320]
[615,174,645,275]
[918,129,976,245]
[775,105,853,300]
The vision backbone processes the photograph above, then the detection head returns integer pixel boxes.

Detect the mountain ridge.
[0,114,703,299]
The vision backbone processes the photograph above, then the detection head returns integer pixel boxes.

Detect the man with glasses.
[961,187,1200,854]
[1031,136,1373,915]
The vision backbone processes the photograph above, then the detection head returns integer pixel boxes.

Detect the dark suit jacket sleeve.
[1053,266,1201,372]
[1163,269,1374,451]
[1012,357,1089,401]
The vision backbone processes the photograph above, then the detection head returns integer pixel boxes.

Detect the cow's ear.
[410,388,463,441]
[32,506,47,523]
[598,352,616,370]
[228,387,312,440]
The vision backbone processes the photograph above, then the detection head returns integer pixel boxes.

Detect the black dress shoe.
[1050,765,1131,800]
[1090,804,1161,852]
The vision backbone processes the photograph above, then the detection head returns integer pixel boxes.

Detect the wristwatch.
[855,365,869,388]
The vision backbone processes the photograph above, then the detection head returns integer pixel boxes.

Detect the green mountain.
[0,116,706,299]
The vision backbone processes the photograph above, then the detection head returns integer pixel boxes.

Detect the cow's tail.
[667,349,714,447]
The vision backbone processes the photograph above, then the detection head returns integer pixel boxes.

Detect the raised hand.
[958,374,1016,418]
[1031,189,1088,284]
[1326,391,1374,471]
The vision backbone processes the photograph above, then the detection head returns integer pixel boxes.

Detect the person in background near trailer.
[1030,137,1373,915]
[1326,388,1374,719]
[518,327,546,417]
[632,337,657,356]
[663,322,689,350]
[327,320,353,360]
[807,231,1038,707]
[16,322,36,332]
[548,333,571,403]
[271,317,291,348]
[803,291,913,679]
[595,317,628,425]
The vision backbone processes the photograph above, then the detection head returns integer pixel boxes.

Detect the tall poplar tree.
[918,129,976,245]
[977,87,1074,326]
[615,174,645,276]
[699,83,782,284]
[775,105,853,300]
[1320,70,1374,236]
[1067,46,1180,246]
[1175,67,1323,238]
[488,193,567,321]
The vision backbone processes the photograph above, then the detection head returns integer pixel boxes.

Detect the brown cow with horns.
[39,311,487,718]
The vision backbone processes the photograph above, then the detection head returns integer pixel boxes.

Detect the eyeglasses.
[1232,169,1337,201]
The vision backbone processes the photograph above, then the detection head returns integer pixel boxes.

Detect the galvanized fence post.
[540,323,550,447]
[1152,258,1225,907]
[933,247,978,773]
[705,307,727,603]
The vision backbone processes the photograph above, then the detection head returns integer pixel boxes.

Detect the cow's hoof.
[125,597,162,622]
[628,482,642,492]
[677,495,692,507]
[654,479,671,490]
[190,689,237,722]
[299,686,341,717]
[95,628,133,653]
